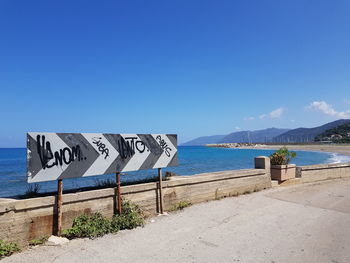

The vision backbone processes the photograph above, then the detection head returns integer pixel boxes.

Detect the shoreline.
[206,143,350,157]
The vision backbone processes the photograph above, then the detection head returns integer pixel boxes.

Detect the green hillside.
[315,121,350,143]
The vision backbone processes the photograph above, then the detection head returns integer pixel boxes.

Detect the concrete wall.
[298,162,350,183]
[0,167,270,245]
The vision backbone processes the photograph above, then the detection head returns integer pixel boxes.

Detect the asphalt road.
[4,178,350,263]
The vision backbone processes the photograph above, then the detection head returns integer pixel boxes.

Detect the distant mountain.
[315,121,350,143]
[181,128,289,146]
[181,135,226,146]
[273,119,350,143]
[181,119,350,146]
[219,128,290,143]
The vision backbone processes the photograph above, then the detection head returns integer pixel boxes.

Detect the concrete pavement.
[4,178,350,263]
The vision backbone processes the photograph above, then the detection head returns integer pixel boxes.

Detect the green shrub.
[270,147,296,165]
[270,152,286,165]
[63,199,144,239]
[169,201,192,211]
[0,240,20,258]
[63,213,112,239]
[29,236,49,246]
[112,199,144,230]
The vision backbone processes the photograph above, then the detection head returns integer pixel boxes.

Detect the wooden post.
[57,179,63,236]
[116,172,122,215]
[158,168,164,214]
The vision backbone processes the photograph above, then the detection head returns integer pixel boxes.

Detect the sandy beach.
[253,144,350,157]
[208,144,350,157]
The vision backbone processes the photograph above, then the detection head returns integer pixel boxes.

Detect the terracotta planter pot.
[270,164,296,181]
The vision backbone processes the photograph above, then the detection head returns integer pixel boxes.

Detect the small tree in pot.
[270,147,297,181]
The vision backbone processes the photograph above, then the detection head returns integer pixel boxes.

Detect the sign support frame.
[56,179,63,236]
[158,168,164,214]
[116,172,122,215]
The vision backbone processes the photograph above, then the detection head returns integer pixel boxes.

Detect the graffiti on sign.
[36,134,87,170]
[156,135,172,157]
[92,137,110,159]
[27,133,178,183]
[117,137,147,159]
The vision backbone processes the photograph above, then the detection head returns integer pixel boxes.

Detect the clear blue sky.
[1,0,350,147]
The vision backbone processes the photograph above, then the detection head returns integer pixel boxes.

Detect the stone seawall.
[0,167,270,245]
[298,162,350,183]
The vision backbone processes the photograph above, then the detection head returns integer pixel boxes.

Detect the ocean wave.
[327,153,350,164]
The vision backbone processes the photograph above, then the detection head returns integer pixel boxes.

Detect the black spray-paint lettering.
[36,135,86,169]
[156,135,172,157]
[117,137,146,159]
[92,137,109,159]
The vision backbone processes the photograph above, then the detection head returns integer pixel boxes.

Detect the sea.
[1,146,350,198]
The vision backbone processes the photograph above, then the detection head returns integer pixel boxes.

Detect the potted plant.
[269,147,297,181]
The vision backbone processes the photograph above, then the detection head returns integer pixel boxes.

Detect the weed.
[28,236,48,246]
[63,199,144,239]
[63,213,112,239]
[94,178,116,188]
[0,240,20,258]
[111,199,144,230]
[94,176,171,189]
[165,171,177,178]
[19,184,41,199]
[17,175,171,199]
[169,201,192,211]
[121,175,169,187]
[215,188,221,200]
